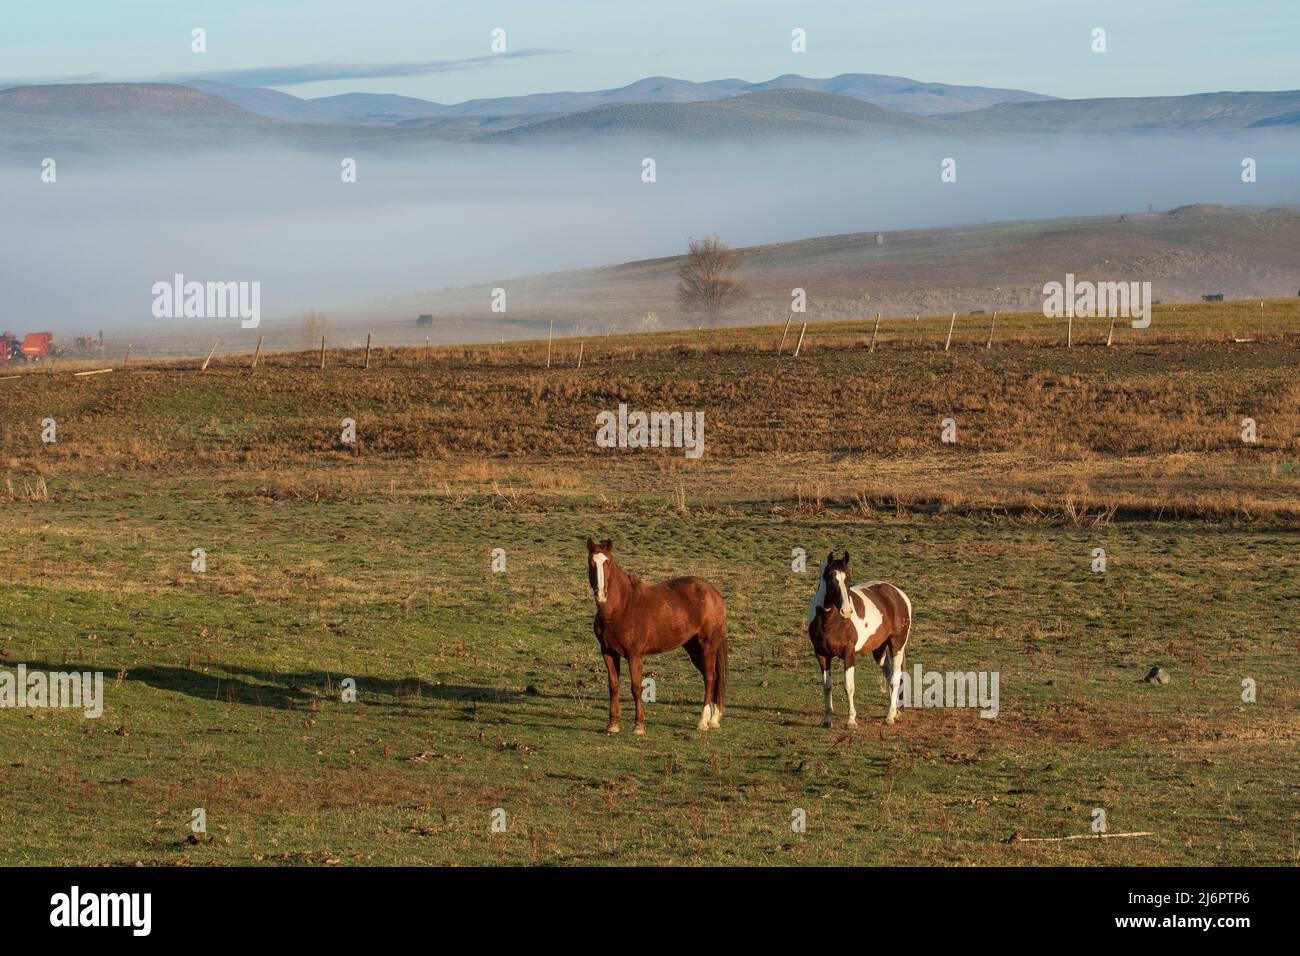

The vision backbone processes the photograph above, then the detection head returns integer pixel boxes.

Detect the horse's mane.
[806,558,828,626]
[612,560,644,591]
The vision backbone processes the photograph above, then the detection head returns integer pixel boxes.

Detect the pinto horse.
[586,538,728,734]
[807,552,913,727]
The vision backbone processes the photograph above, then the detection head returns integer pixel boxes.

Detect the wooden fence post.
[201,340,218,371]
[869,311,881,352]
[985,312,996,350]
[944,313,956,352]
[1106,314,1117,347]
[778,314,793,352]
[577,340,584,369]
[1066,308,1073,349]
[250,335,264,370]
[546,320,554,368]
[363,333,372,369]
[123,344,132,367]
[792,321,808,357]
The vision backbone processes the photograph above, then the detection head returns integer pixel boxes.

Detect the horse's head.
[586,537,615,604]
[822,551,854,619]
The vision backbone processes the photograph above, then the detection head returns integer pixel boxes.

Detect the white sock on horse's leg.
[821,667,833,727]
[698,701,711,731]
[708,702,721,728]
[886,649,904,724]
[845,665,857,726]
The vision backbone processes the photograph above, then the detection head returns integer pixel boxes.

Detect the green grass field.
[1,303,1297,865]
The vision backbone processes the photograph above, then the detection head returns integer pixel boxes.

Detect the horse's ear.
[826,551,834,566]
[602,539,613,552]
[842,551,850,564]
[586,537,596,553]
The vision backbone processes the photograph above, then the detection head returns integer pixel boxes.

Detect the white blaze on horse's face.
[833,571,853,619]
[592,553,609,603]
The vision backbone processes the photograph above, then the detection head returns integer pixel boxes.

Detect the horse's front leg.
[845,652,858,728]
[628,655,646,735]
[602,651,621,734]
[817,654,833,728]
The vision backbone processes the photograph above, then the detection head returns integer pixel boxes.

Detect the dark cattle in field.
[416,314,433,327]
[1202,294,1224,302]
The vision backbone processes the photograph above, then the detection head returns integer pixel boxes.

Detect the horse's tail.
[714,626,727,709]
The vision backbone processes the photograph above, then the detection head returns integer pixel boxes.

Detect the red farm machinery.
[1,331,61,365]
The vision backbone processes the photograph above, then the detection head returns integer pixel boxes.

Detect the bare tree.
[676,236,746,325]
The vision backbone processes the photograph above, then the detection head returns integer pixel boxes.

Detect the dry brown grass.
[2,300,1297,524]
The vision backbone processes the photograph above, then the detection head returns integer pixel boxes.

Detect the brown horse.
[807,552,913,727]
[586,538,728,734]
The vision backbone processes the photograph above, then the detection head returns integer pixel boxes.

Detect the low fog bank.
[2,131,1298,340]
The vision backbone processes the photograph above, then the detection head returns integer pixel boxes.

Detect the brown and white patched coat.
[807,552,913,727]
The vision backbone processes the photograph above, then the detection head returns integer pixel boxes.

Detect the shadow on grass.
[16,660,527,711]
[13,659,808,731]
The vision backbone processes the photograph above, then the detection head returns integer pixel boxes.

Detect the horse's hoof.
[634,724,646,736]
[605,724,620,735]
[821,719,832,729]
[708,719,721,730]
[847,717,858,728]
[885,713,898,726]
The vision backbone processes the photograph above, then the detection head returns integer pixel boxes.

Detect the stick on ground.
[1012,831,1154,843]
[792,321,808,357]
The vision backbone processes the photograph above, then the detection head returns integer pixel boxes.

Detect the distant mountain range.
[185,73,1058,123]
[1,76,1298,155]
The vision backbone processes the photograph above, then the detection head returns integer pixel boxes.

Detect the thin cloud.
[167,50,569,88]
[0,50,569,91]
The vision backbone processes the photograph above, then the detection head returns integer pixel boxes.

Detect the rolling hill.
[941,90,1300,132]
[0,82,261,121]
[318,204,1300,347]
[0,82,439,154]
[475,90,951,142]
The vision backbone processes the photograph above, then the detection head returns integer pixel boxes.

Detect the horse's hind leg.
[707,636,725,729]
[845,653,858,728]
[683,637,713,731]
[628,655,646,734]
[885,642,906,725]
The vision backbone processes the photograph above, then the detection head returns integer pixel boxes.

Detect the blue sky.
[2,0,1296,102]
